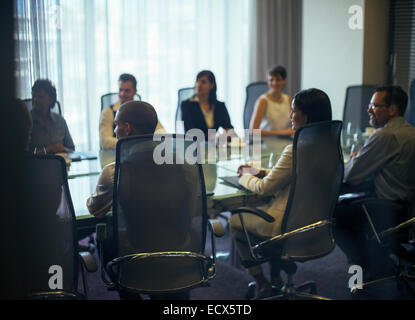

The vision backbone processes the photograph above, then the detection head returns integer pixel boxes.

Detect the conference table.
[67,136,293,235]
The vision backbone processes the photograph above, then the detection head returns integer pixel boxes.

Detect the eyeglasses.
[368,103,388,109]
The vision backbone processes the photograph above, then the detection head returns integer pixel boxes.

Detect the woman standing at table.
[230,88,332,299]
[249,65,294,138]
[181,70,235,141]
[28,79,75,154]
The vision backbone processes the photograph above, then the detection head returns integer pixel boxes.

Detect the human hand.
[237,164,251,177]
[286,128,295,137]
[273,128,295,138]
[254,170,267,179]
[237,164,263,177]
[349,151,358,159]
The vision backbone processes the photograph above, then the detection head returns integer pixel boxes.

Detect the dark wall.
[0,0,21,299]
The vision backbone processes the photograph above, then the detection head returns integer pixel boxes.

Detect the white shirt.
[259,93,292,131]
[86,162,115,218]
[231,144,293,238]
[99,100,167,150]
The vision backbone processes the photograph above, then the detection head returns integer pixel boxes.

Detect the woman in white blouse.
[249,66,294,138]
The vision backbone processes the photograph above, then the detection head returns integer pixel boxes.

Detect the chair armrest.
[377,217,415,239]
[337,192,368,205]
[347,196,405,209]
[228,207,275,263]
[208,219,225,238]
[79,251,98,273]
[253,220,332,253]
[96,223,107,241]
[30,291,83,300]
[342,197,410,244]
[230,206,275,223]
[94,222,115,287]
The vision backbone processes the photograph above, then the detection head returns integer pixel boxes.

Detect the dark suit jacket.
[181,99,234,139]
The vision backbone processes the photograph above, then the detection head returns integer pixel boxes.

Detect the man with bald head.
[87,101,158,217]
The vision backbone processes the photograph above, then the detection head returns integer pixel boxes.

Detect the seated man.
[28,79,75,153]
[88,101,158,218]
[335,85,415,274]
[88,101,188,300]
[99,73,166,150]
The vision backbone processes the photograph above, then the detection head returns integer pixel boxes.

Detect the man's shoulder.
[100,162,116,183]
[371,125,396,140]
[103,161,115,171]
[50,112,67,124]
[100,105,116,119]
[374,117,415,140]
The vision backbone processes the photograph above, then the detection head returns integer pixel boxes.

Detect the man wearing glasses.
[335,85,415,280]
[344,85,415,196]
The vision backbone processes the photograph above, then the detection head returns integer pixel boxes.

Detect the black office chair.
[243,81,268,130]
[406,79,415,126]
[96,134,224,297]
[100,92,142,112]
[175,87,195,133]
[231,120,344,300]
[337,195,415,297]
[23,98,62,115]
[342,85,377,133]
[15,154,97,299]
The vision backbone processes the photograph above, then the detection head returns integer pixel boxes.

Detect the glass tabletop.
[70,137,293,222]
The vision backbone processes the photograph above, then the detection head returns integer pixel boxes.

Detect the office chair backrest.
[243,81,269,129]
[100,92,142,112]
[113,134,208,291]
[175,87,195,133]
[343,85,377,132]
[406,78,415,126]
[281,121,344,260]
[16,154,78,298]
[23,98,62,115]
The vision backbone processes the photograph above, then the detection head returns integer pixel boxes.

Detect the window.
[388,0,415,93]
[14,0,251,151]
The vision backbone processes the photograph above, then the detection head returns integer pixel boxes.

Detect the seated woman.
[249,65,294,137]
[181,70,235,141]
[230,88,332,299]
[28,79,75,154]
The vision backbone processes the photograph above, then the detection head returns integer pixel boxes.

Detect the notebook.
[219,175,246,190]
[68,151,98,162]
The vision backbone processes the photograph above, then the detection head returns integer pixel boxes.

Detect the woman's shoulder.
[283,144,293,153]
[282,93,292,103]
[257,94,269,104]
[181,98,198,107]
[214,100,227,108]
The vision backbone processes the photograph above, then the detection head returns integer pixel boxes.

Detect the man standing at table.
[99,73,165,150]
[335,85,415,277]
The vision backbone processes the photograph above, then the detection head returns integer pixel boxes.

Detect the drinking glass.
[34,146,47,155]
[268,152,275,169]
